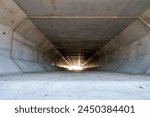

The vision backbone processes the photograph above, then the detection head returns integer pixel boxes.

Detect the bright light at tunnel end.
[62,65,83,71]
[68,66,83,71]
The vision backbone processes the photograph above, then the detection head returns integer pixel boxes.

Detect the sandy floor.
[0,71,150,100]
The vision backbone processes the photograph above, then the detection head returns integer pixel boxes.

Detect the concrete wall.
[86,9,150,74]
[0,24,21,74]
[0,0,67,74]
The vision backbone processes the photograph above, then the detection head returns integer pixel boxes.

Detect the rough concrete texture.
[0,24,21,74]
[14,0,150,68]
[146,68,150,74]
[0,54,21,74]
[0,0,67,74]
[14,0,149,16]
[86,9,150,74]
[0,71,150,100]
[0,0,150,74]
[13,60,44,73]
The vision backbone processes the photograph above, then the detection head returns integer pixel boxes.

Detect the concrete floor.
[0,71,150,100]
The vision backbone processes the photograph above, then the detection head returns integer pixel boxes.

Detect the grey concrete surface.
[0,0,68,74]
[85,9,150,74]
[0,71,150,100]
[0,0,150,74]
[14,0,149,16]
[14,0,150,68]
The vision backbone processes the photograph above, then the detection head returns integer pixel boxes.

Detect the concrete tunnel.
[0,0,150,99]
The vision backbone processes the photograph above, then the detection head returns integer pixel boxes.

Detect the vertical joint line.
[10,17,28,59]
[10,29,14,59]
[37,48,40,63]
[112,39,123,64]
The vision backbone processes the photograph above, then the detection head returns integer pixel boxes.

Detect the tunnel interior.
[0,0,150,74]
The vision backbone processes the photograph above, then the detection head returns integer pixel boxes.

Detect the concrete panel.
[14,0,148,16]
[98,55,108,70]
[121,33,150,63]
[115,20,149,47]
[14,60,44,73]
[14,19,46,46]
[38,52,50,65]
[21,45,38,62]
[116,55,150,74]
[12,39,38,62]
[103,40,119,53]
[104,50,122,72]
[13,32,36,48]
[0,0,26,28]
[12,39,22,60]
[14,0,54,16]
[39,40,53,53]
[0,49,10,57]
[120,0,150,16]
[0,24,12,50]
[0,24,22,74]
[0,55,21,74]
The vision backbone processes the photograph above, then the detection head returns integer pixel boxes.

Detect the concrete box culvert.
[0,0,150,100]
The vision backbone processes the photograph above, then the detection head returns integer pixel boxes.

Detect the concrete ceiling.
[30,18,134,57]
[14,0,150,16]
[14,0,150,59]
